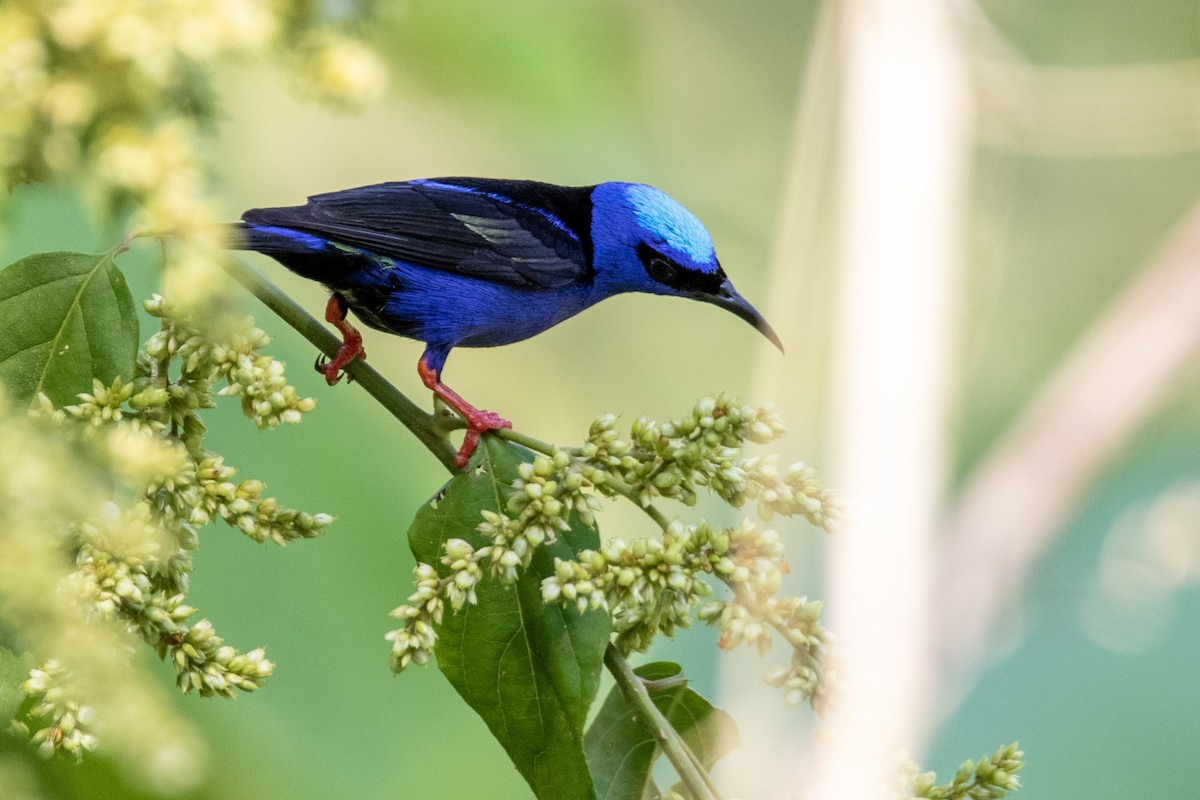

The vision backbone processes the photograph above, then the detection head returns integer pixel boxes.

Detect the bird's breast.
[368,261,601,350]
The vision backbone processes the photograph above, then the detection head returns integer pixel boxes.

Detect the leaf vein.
[31,255,109,399]
[1,338,56,362]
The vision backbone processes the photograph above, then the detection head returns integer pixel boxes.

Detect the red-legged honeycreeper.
[230,178,782,467]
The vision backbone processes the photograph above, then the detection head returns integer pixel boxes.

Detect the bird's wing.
[241,179,594,288]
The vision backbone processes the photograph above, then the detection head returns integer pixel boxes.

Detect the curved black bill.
[698,279,784,353]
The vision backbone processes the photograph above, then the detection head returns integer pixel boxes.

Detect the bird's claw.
[470,409,511,431]
[314,297,367,387]
[314,353,347,385]
[454,411,513,468]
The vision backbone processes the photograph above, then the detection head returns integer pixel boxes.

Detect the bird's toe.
[452,414,512,468]
[316,353,351,385]
[479,411,512,431]
[313,356,340,385]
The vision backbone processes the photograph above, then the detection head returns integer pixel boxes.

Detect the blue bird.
[232,178,781,467]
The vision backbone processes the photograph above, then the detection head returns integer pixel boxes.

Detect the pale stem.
[815,0,971,797]
[936,200,1200,700]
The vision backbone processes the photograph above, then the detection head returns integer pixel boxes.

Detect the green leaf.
[0,250,139,407]
[585,662,738,800]
[408,436,612,800]
[0,644,31,719]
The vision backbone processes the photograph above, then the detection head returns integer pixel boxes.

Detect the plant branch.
[495,427,557,456]
[604,644,723,800]
[222,257,459,472]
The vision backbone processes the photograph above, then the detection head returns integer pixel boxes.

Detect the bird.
[230,177,782,468]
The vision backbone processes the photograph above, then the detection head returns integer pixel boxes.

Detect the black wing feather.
[241,178,595,288]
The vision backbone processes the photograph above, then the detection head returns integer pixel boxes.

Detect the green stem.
[495,427,558,456]
[222,258,458,472]
[602,476,673,529]
[633,496,673,529]
[225,260,720,799]
[604,645,724,800]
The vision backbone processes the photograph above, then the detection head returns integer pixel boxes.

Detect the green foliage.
[0,251,327,789]
[0,249,138,407]
[392,397,840,798]
[908,743,1024,800]
[0,730,194,800]
[0,249,1023,799]
[585,662,737,800]
[407,437,611,800]
[0,644,32,718]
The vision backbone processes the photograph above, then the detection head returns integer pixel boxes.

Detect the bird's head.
[590,182,782,351]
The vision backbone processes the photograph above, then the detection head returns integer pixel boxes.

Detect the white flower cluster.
[193,454,331,545]
[581,397,761,507]
[144,294,317,432]
[386,564,442,673]
[907,742,1024,800]
[753,594,829,708]
[386,450,604,673]
[0,399,203,783]
[474,452,604,580]
[388,399,838,708]
[22,662,98,760]
[580,397,836,531]
[542,523,719,654]
[541,517,830,709]
[58,377,160,430]
[736,456,840,528]
[10,289,331,764]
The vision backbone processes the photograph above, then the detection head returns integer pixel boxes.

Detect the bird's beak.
[699,279,785,353]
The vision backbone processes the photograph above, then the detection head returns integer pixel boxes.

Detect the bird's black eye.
[649,258,677,284]
[636,242,726,293]
[638,243,683,286]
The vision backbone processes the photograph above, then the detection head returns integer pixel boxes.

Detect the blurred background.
[4,0,1200,797]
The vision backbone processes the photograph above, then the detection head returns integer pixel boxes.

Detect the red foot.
[418,357,511,467]
[316,294,367,385]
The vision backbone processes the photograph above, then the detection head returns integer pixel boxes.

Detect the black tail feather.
[223,221,253,250]
[224,221,320,255]
[226,220,385,286]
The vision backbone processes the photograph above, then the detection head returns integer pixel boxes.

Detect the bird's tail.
[223,221,311,254]
[223,221,252,249]
[223,221,349,283]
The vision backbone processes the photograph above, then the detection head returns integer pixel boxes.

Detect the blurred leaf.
[584,661,738,800]
[0,726,211,800]
[0,643,30,719]
[407,436,611,800]
[0,250,139,407]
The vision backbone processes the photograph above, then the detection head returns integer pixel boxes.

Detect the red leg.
[418,356,511,467]
[316,294,367,385]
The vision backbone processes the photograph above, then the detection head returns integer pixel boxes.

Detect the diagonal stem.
[222,257,459,472]
[604,644,723,800]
